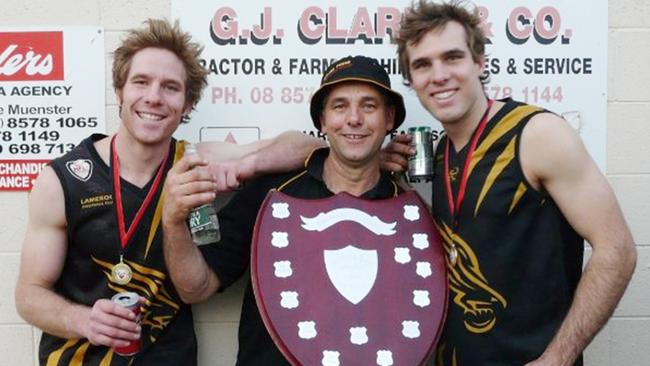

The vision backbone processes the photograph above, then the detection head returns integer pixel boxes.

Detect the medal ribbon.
[111,136,170,250]
[444,99,494,219]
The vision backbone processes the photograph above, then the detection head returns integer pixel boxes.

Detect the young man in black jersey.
[381,1,636,365]
[15,19,321,365]
[161,55,407,365]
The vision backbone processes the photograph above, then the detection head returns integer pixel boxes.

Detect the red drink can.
[111,292,141,356]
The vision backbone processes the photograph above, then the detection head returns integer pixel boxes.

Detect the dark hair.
[396,0,488,85]
[112,19,208,109]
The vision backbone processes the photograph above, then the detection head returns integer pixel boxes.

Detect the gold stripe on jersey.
[435,343,459,366]
[468,105,541,177]
[436,344,443,366]
[145,140,185,258]
[508,182,528,215]
[303,147,319,168]
[145,197,161,259]
[389,180,399,197]
[276,170,308,191]
[153,286,182,312]
[46,339,80,366]
[70,341,91,365]
[474,136,517,216]
[99,349,114,366]
[153,291,182,310]
[128,259,166,280]
[120,274,158,297]
[159,285,176,303]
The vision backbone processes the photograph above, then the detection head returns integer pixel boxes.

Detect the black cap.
[310,55,406,133]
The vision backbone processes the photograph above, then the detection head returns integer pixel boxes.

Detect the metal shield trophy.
[251,190,448,366]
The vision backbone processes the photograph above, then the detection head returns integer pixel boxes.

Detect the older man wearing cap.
[162,55,407,365]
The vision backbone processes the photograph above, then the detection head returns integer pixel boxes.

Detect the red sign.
[0,159,48,191]
[252,190,447,366]
[0,31,64,81]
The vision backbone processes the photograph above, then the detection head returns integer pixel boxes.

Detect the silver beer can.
[407,126,434,182]
[111,292,142,356]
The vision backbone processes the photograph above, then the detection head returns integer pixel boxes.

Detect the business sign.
[173,0,606,169]
[0,27,105,191]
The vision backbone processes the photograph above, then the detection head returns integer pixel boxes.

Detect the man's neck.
[444,97,490,152]
[322,156,381,197]
[110,131,170,188]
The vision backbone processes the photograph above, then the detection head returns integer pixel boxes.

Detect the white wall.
[1,1,648,365]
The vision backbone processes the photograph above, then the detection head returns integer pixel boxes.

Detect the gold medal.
[449,244,458,266]
[111,257,133,285]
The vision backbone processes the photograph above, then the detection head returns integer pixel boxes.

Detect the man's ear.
[385,106,396,133]
[183,103,192,116]
[115,89,123,117]
[476,55,486,73]
[115,89,123,106]
[319,114,327,134]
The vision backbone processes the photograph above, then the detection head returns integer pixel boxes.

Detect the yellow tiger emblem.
[437,222,507,333]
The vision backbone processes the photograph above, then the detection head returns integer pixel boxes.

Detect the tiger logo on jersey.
[437,222,507,333]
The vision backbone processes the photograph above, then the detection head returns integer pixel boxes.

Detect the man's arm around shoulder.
[199,131,324,191]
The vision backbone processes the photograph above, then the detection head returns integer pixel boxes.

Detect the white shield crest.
[65,159,93,182]
[324,245,377,305]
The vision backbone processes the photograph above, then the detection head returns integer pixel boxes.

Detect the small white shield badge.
[65,159,93,182]
[324,245,378,305]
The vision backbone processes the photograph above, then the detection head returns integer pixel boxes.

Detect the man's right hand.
[162,153,218,227]
[82,298,141,348]
[381,133,414,173]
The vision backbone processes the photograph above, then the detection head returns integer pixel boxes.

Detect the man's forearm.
[162,221,219,303]
[251,131,325,175]
[199,131,324,189]
[537,241,636,365]
[16,283,89,339]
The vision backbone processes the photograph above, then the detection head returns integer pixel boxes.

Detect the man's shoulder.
[220,168,308,215]
[51,134,105,165]
[523,110,571,136]
[495,98,550,119]
[246,168,309,194]
[519,106,584,188]
[248,146,328,193]
[494,98,564,139]
[47,134,110,195]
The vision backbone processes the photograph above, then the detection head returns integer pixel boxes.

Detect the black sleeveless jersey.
[43,134,196,365]
[432,99,584,366]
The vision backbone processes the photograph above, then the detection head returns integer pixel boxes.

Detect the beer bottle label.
[189,205,214,233]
